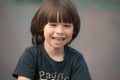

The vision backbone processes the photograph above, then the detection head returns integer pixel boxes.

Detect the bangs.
[47,7,72,23]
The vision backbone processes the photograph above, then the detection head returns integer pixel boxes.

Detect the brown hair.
[31,0,80,45]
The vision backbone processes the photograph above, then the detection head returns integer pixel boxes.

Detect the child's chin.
[52,44,64,49]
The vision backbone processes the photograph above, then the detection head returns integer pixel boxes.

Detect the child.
[12,0,91,80]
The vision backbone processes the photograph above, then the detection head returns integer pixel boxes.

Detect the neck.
[44,42,64,61]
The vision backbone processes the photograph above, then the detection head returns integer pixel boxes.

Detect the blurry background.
[0,0,120,80]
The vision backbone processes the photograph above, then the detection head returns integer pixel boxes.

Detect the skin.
[18,76,30,80]
[44,22,74,61]
[17,22,74,80]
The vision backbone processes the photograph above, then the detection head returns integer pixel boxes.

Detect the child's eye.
[63,24,72,27]
[49,23,57,26]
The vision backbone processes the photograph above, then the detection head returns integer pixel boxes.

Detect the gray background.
[0,0,120,80]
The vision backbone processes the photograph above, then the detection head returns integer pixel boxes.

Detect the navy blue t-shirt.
[12,44,91,80]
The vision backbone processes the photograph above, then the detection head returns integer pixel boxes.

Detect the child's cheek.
[66,31,73,40]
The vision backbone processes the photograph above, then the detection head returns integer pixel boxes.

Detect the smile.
[52,37,66,41]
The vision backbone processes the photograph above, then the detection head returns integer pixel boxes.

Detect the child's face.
[43,22,73,49]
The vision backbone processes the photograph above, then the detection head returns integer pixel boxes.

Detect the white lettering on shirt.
[39,71,69,80]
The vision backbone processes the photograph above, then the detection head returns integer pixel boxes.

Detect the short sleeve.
[12,47,37,80]
[71,54,92,80]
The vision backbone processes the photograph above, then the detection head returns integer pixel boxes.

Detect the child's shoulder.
[20,44,44,59]
[67,45,83,57]
[23,44,43,55]
[25,44,43,50]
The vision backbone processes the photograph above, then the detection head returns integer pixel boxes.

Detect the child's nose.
[56,26,64,35]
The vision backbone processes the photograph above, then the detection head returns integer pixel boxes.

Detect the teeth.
[52,37,65,41]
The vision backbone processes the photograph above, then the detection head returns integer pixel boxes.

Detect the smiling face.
[31,0,80,45]
[44,22,73,49]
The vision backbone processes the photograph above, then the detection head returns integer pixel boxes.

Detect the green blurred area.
[0,0,43,3]
[0,0,120,12]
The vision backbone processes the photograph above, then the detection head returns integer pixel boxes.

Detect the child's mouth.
[52,37,66,41]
